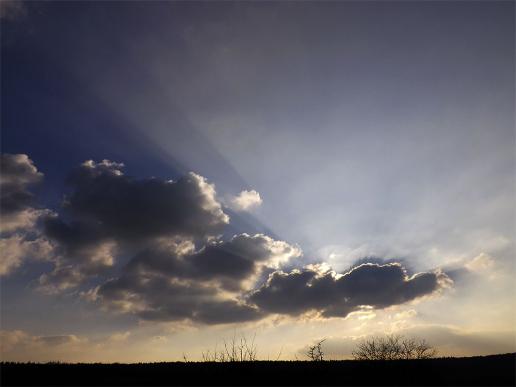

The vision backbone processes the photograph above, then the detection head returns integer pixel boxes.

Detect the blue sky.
[1,1,514,361]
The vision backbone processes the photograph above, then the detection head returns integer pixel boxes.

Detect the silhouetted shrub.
[352,334,437,360]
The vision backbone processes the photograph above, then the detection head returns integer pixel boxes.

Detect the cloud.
[108,331,131,342]
[0,329,124,362]
[228,190,262,212]
[94,256,450,325]
[393,309,418,320]
[0,330,84,353]
[124,233,301,290]
[38,265,89,294]
[35,158,298,297]
[93,233,301,323]
[0,234,53,276]
[0,0,26,21]
[444,252,499,283]
[465,253,495,272]
[0,154,54,276]
[0,208,43,234]
[62,160,229,241]
[38,159,230,290]
[250,263,452,318]
[36,335,81,346]
[0,154,43,233]
[42,216,114,265]
[0,155,454,326]
[96,272,263,324]
[0,330,30,352]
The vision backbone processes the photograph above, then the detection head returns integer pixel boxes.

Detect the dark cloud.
[38,159,230,289]
[96,271,263,324]
[36,214,116,292]
[93,233,298,323]
[97,258,448,324]
[125,233,300,290]
[62,160,229,241]
[42,216,108,258]
[1,155,453,325]
[250,263,450,318]
[193,299,262,324]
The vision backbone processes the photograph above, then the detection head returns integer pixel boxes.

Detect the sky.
[0,0,515,362]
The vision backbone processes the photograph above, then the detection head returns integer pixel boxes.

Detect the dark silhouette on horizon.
[1,353,515,386]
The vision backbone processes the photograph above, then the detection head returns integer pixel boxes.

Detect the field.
[1,353,515,386]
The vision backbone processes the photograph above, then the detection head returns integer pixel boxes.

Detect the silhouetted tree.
[201,333,257,362]
[352,334,437,360]
[307,339,326,361]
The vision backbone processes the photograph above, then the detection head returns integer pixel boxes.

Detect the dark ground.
[1,353,515,386]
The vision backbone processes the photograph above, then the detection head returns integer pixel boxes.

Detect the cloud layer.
[0,154,452,324]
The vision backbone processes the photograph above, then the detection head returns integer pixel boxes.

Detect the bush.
[352,334,437,360]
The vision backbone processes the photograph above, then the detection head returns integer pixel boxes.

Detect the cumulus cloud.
[37,159,230,290]
[0,154,42,211]
[124,233,301,290]
[94,257,449,324]
[0,154,53,276]
[250,263,452,318]
[0,153,43,232]
[228,190,262,212]
[1,155,454,325]
[93,233,301,323]
[97,272,263,324]
[63,160,229,240]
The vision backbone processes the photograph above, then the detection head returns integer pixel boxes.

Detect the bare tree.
[400,337,437,359]
[352,334,437,361]
[201,332,257,362]
[306,339,326,361]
